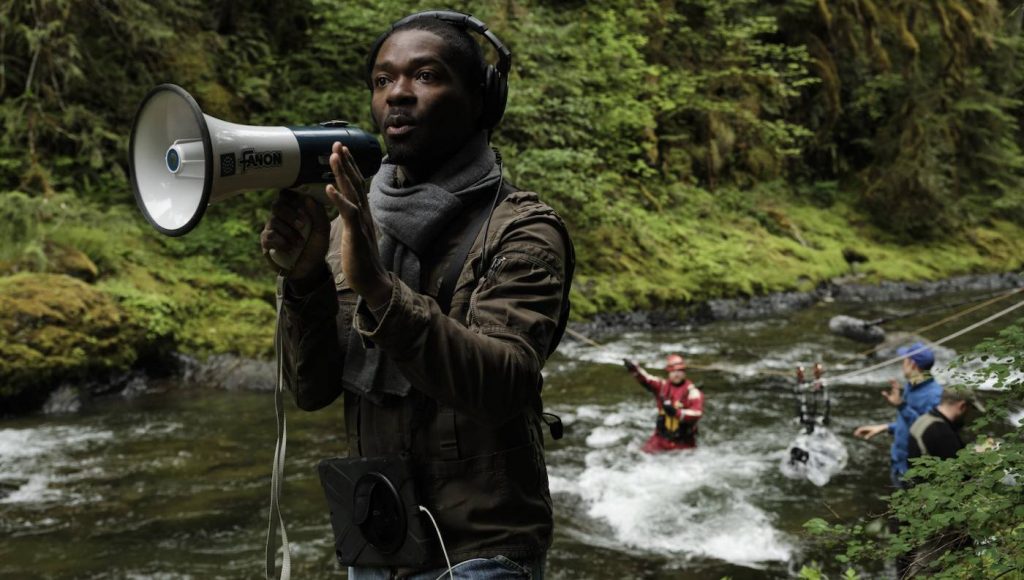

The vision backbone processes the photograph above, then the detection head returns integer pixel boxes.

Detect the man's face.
[950,400,969,428]
[901,358,916,378]
[370,29,481,172]
[668,369,686,385]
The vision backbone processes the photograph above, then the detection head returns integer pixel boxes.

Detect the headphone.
[366,10,512,130]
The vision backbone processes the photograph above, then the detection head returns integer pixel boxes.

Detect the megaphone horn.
[128,84,382,240]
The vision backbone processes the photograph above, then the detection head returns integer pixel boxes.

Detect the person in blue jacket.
[853,342,943,488]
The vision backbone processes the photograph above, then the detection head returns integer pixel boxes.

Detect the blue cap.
[897,342,935,370]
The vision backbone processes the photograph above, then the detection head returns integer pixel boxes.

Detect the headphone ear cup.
[481,65,508,129]
[493,68,508,128]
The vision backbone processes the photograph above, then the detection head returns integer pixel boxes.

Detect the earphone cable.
[419,505,454,580]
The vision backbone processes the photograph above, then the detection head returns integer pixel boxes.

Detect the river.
[1,291,1018,579]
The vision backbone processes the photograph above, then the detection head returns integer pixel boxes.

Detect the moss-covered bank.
[571,192,1024,316]
[0,273,139,403]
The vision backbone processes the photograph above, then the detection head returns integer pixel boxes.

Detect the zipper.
[480,255,507,285]
[469,255,507,327]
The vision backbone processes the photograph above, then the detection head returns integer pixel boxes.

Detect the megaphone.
[129,83,382,239]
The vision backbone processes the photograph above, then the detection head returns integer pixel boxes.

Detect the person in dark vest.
[898,387,984,577]
[908,387,984,462]
[260,11,572,579]
[854,342,943,488]
[624,354,705,453]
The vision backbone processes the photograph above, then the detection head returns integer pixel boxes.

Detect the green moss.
[0,273,141,399]
[43,241,99,282]
[570,193,1024,316]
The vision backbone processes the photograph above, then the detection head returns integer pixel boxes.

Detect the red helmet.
[665,354,687,372]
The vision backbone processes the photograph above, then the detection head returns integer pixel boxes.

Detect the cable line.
[840,286,1024,366]
[824,296,1024,386]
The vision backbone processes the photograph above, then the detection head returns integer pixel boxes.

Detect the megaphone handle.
[266,220,312,274]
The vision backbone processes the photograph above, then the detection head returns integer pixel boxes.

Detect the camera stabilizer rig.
[789,363,832,465]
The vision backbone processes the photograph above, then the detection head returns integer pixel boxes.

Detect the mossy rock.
[0,273,141,404]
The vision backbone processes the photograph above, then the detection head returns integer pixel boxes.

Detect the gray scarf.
[341,132,499,403]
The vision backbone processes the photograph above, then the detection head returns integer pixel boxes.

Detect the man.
[898,388,983,577]
[624,354,704,452]
[908,387,983,462]
[260,11,572,579]
[853,341,943,487]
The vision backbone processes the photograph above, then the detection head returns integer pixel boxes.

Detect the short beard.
[383,138,448,177]
[384,140,417,165]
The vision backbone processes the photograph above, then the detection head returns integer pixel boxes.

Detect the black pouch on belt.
[317,453,435,567]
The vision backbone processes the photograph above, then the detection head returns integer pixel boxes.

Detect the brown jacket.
[279,189,571,565]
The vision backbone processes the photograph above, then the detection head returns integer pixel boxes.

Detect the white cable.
[824,297,1024,386]
[266,285,292,580]
[419,505,454,580]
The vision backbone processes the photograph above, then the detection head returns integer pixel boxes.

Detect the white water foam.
[556,329,932,387]
[557,332,718,369]
[550,402,792,567]
[939,355,1023,390]
[931,354,1024,427]
[0,425,114,504]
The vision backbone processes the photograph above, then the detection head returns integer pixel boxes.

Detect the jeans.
[890,464,908,490]
[349,555,544,580]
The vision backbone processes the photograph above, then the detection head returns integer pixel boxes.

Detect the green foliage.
[803,320,1024,578]
[792,0,1024,239]
[797,564,860,580]
[645,0,816,188]
[0,191,43,265]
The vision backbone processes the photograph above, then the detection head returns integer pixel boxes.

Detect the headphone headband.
[388,10,511,76]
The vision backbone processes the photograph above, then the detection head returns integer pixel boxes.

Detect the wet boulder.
[178,353,276,391]
[828,315,886,344]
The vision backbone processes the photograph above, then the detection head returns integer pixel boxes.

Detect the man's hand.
[853,424,888,440]
[623,358,639,373]
[883,379,903,407]
[260,190,330,284]
[662,400,679,418]
[324,142,392,309]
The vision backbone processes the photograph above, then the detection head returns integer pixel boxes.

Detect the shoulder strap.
[434,181,515,315]
[909,412,942,456]
[431,181,513,461]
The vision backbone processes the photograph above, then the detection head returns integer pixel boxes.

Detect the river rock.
[824,272,1024,303]
[179,353,276,391]
[573,271,1024,337]
[41,384,83,415]
[828,315,886,344]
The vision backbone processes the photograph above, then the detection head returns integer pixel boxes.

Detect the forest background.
[2,1,1024,577]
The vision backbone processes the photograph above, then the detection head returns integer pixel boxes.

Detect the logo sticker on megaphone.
[128,84,382,264]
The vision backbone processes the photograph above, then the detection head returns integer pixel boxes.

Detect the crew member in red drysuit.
[624,354,705,453]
